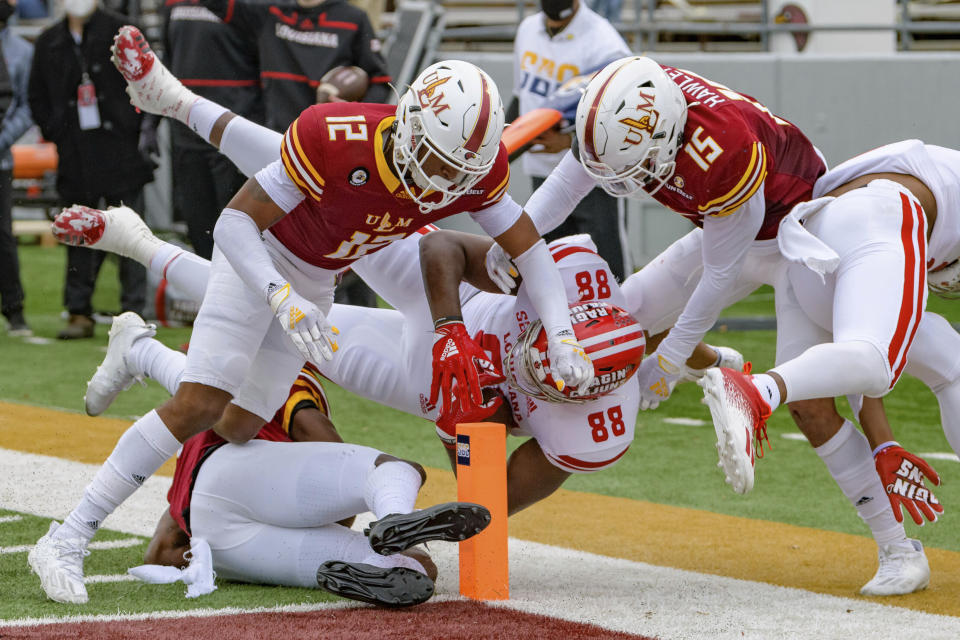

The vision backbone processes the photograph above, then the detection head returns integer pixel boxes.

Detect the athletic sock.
[815,419,905,547]
[148,245,210,302]
[186,97,229,143]
[55,411,182,542]
[127,338,186,396]
[219,116,284,178]
[751,373,781,411]
[363,461,422,519]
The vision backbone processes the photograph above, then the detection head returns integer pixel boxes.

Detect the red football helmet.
[504,301,645,403]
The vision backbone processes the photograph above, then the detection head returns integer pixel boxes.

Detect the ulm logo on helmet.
[416,71,452,116]
[619,89,659,145]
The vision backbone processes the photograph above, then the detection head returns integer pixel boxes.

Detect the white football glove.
[636,352,683,410]
[485,242,518,294]
[267,281,339,363]
[547,328,593,394]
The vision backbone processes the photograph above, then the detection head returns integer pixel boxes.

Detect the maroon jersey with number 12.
[270,102,512,270]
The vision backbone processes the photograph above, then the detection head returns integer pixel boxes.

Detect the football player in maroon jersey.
[29,26,594,605]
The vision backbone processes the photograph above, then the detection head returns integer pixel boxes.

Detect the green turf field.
[2,241,959,619]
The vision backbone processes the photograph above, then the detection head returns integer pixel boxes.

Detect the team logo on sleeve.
[349,167,369,186]
[673,175,685,188]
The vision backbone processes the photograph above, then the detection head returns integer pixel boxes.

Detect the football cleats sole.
[699,368,770,494]
[365,502,491,555]
[316,561,434,607]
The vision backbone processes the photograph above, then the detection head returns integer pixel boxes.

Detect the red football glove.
[875,442,943,526]
[429,321,505,446]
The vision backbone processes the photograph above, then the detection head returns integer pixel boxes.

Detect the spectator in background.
[160,0,263,258]
[509,0,630,280]
[0,0,33,336]
[204,0,391,307]
[28,0,154,339]
[204,0,391,132]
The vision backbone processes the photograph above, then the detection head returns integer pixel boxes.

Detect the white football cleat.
[860,539,930,596]
[111,25,197,122]
[84,312,157,416]
[52,205,165,265]
[28,522,90,604]
[699,367,771,494]
[683,344,745,381]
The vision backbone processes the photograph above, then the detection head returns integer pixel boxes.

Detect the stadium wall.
[433,52,960,267]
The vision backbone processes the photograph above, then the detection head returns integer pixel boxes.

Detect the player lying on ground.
[134,363,489,608]
[486,57,949,596]
[28,25,594,605]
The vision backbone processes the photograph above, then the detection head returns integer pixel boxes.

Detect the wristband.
[434,315,464,329]
[872,440,899,457]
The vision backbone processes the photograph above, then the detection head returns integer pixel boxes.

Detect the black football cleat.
[364,502,492,555]
[316,561,434,607]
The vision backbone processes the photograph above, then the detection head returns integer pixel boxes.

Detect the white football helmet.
[393,60,505,212]
[575,56,687,198]
[929,259,960,299]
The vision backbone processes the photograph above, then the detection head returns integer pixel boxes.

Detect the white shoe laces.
[52,539,90,580]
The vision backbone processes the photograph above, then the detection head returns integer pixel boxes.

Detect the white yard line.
[2,447,959,640]
[84,574,140,584]
[1,537,144,554]
[663,417,707,426]
[920,452,960,463]
[0,515,23,523]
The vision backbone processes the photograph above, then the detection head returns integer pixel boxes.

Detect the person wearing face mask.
[201,0,391,134]
[0,0,34,337]
[27,0,155,339]
[508,0,630,281]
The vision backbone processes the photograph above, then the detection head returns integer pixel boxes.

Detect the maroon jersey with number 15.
[269,102,512,270]
[653,66,826,240]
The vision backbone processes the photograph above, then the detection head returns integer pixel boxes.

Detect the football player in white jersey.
[699,141,960,595]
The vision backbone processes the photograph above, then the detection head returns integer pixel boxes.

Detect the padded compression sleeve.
[212,208,286,299]
[513,238,574,335]
[523,151,596,235]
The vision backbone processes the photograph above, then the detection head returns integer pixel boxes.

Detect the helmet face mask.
[503,301,646,404]
[929,259,960,299]
[576,56,688,200]
[393,61,505,213]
